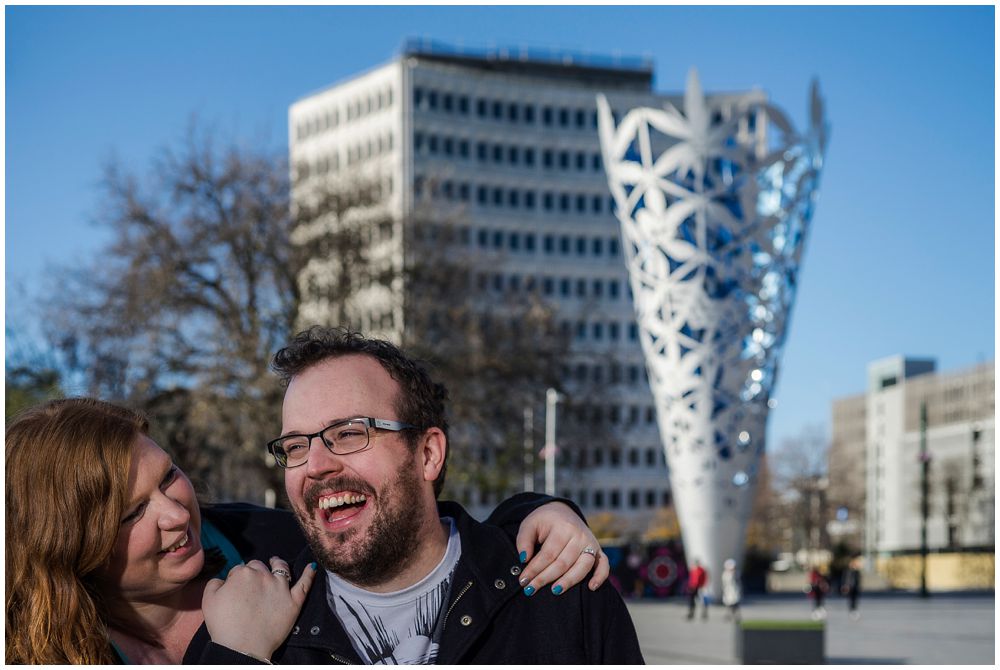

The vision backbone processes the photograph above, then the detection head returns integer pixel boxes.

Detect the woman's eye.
[161,466,178,489]
[122,503,146,525]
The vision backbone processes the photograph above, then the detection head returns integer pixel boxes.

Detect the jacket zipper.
[441,580,474,630]
[329,653,352,664]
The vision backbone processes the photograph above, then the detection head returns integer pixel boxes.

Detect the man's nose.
[305,436,347,479]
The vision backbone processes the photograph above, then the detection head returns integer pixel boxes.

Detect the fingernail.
[310,562,318,570]
[519,551,527,563]
[519,577,528,586]
[552,585,563,595]
[523,585,536,597]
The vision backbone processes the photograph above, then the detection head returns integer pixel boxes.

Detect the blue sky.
[5,5,995,449]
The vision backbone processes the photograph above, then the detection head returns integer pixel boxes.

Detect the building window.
[458,95,469,114]
[592,153,602,171]
[524,148,535,166]
[609,322,620,340]
[576,109,587,128]
[508,190,520,208]
[576,237,586,255]
[629,324,638,341]
[414,87,424,108]
[508,103,519,122]
[560,278,571,297]
[576,195,587,212]
[542,107,553,125]
[428,91,438,110]
[594,490,604,509]
[646,448,657,466]
[493,144,503,163]
[609,238,620,256]
[524,105,535,123]
[560,236,570,254]
[492,100,503,119]
[610,490,621,509]
[593,238,604,255]
[543,150,553,169]
[559,108,569,126]
[560,194,571,212]
[543,235,554,253]
[592,195,603,214]
[525,233,536,251]
[493,188,503,206]
[477,99,487,117]
[509,146,520,165]
[443,93,453,112]
[477,142,487,162]
[443,138,454,156]
[576,279,586,297]
[477,186,488,205]
[525,191,536,209]
[543,193,554,211]
[559,151,570,169]
[592,279,603,297]
[576,152,586,170]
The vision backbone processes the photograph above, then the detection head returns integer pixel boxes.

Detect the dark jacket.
[197,498,644,664]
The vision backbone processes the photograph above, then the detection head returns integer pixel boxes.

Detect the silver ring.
[581,545,597,558]
[272,568,292,580]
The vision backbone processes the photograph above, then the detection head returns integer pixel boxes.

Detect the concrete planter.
[736,620,825,664]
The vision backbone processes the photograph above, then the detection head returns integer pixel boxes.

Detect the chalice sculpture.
[598,69,828,595]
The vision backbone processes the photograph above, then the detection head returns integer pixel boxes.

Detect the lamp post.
[543,388,561,496]
[523,407,534,493]
[919,400,930,599]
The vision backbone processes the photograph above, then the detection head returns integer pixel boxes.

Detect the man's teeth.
[165,534,188,552]
[319,494,367,510]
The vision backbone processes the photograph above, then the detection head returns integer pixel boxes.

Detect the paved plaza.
[626,592,995,665]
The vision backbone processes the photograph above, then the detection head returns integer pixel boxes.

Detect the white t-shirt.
[325,518,461,664]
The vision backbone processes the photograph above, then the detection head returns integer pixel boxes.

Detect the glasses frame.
[267,417,417,468]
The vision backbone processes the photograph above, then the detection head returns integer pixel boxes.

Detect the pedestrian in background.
[721,558,742,622]
[807,565,829,620]
[685,559,709,620]
[841,556,863,620]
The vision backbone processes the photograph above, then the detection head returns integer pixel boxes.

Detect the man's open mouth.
[317,492,368,523]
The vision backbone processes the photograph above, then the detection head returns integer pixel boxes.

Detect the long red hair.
[5,398,145,664]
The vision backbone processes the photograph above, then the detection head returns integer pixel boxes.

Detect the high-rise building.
[288,40,763,530]
[829,356,995,560]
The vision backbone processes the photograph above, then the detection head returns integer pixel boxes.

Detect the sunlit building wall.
[857,356,995,560]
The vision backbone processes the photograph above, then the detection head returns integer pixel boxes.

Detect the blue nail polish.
[519,551,527,563]
[552,585,563,595]
[524,585,535,596]
[310,561,318,570]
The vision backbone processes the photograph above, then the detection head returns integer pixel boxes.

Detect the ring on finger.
[272,568,292,580]
[581,545,598,558]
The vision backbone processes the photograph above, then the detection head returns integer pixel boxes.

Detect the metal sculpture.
[598,69,828,595]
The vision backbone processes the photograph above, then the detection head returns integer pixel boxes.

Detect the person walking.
[841,556,863,620]
[686,559,709,620]
[721,559,742,622]
[808,565,829,620]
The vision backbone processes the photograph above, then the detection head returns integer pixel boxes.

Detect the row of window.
[576,487,672,511]
[565,403,657,427]
[297,134,396,179]
[414,86,603,131]
[415,133,604,173]
[477,273,628,302]
[296,87,395,140]
[562,362,648,387]
[416,178,616,217]
[472,486,669,512]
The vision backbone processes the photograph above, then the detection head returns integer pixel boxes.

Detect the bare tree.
[45,124,300,501]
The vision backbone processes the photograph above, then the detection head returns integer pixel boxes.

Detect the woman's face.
[102,435,205,602]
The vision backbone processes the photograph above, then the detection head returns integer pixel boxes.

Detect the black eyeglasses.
[267,417,417,468]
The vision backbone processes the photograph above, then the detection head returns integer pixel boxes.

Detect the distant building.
[287,40,765,529]
[830,356,994,562]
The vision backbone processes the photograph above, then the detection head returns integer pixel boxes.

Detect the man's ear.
[419,427,447,483]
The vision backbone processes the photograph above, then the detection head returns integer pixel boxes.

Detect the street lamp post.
[544,388,560,496]
[919,400,930,599]
[523,407,534,493]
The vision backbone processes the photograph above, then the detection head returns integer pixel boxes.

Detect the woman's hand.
[515,501,610,596]
[202,556,317,661]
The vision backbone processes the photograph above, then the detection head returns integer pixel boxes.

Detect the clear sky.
[5,5,995,449]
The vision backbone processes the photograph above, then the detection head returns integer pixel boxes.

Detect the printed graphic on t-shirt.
[335,572,453,664]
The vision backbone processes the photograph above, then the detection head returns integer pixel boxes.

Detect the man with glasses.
[206,326,643,664]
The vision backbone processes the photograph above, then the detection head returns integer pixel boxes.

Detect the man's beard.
[296,457,425,588]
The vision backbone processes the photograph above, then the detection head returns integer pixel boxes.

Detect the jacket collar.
[284,501,524,663]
